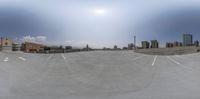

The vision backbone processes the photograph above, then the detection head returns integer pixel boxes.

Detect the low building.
[166,41,182,48]
[113,45,122,50]
[0,37,13,51]
[173,41,179,47]
[114,45,118,49]
[166,42,173,48]
[44,46,64,53]
[123,47,128,50]
[141,41,150,49]
[103,47,111,50]
[0,38,1,50]
[194,40,199,47]
[65,46,72,52]
[113,45,121,50]
[173,41,183,47]
[22,42,44,53]
[12,43,21,51]
[151,40,159,48]
[65,46,72,50]
[84,44,90,51]
[179,42,183,47]
[128,43,134,50]
[82,44,92,51]
[173,41,182,47]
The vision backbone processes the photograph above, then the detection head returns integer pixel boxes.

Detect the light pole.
[133,33,136,50]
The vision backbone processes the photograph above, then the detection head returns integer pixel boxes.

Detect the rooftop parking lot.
[0,51,200,99]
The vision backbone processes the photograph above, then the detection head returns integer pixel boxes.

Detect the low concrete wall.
[135,46,200,55]
[2,46,12,51]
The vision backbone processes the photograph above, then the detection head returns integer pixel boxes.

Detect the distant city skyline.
[1,0,200,48]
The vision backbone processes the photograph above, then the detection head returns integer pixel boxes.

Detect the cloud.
[21,36,36,42]
[63,40,89,48]
[19,36,118,48]
[63,40,113,48]
[35,36,47,42]
[20,35,49,45]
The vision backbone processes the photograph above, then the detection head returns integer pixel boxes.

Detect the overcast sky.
[0,0,200,48]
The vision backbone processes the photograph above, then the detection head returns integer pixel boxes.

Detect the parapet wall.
[135,46,200,55]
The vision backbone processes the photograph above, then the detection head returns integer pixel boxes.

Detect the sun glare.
[94,9,107,15]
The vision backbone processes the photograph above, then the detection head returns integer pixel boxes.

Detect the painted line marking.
[167,56,180,65]
[47,55,53,60]
[61,54,66,60]
[18,57,26,61]
[132,55,145,61]
[175,55,191,61]
[4,57,8,62]
[152,56,157,66]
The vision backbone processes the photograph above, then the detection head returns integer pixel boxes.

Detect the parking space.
[0,51,200,99]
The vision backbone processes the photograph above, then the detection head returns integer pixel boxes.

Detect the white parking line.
[18,57,26,61]
[167,56,180,65]
[175,55,190,61]
[132,55,145,61]
[4,57,8,62]
[61,54,66,60]
[47,55,53,60]
[152,56,157,66]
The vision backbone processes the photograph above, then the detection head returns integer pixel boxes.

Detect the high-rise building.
[151,40,159,48]
[183,34,193,46]
[141,41,149,49]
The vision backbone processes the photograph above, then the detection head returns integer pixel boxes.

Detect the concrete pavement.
[0,51,200,99]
